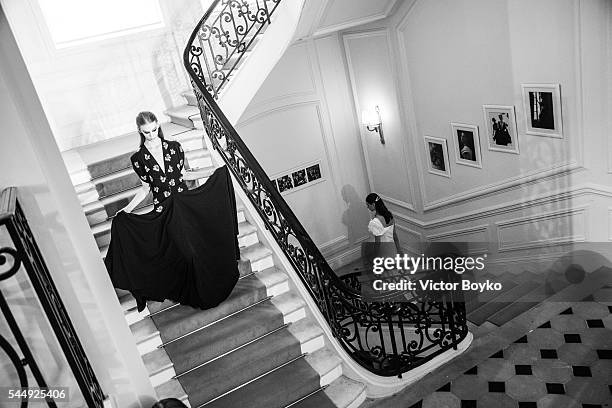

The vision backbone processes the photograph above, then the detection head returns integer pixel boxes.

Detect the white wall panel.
[343,30,414,210]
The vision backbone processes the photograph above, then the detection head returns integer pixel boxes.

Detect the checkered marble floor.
[410,302,612,408]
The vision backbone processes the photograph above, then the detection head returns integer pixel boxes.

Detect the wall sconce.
[361,105,385,144]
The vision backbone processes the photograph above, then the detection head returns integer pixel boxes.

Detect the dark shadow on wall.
[341,184,369,244]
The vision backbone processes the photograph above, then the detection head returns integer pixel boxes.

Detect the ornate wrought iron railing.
[186,0,282,100]
[0,187,106,407]
[184,0,468,376]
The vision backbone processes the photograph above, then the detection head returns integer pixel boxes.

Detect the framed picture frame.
[450,123,482,168]
[272,161,325,196]
[276,175,293,193]
[424,136,450,177]
[482,105,519,154]
[521,83,563,138]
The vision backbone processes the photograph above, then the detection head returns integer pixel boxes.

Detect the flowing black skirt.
[105,166,240,311]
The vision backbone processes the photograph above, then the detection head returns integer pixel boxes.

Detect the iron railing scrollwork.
[184,0,468,376]
[0,187,106,407]
[187,0,282,100]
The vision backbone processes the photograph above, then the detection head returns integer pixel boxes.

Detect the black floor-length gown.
[104,143,239,311]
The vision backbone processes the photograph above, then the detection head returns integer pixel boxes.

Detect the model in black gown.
[104,111,239,312]
[130,138,188,213]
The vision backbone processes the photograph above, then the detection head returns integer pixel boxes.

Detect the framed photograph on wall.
[450,123,482,168]
[424,136,450,177]
[521,83,563,138]
[482,105,519,154]
[276,175,293,193]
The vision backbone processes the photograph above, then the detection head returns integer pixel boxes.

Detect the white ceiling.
[293,0,399,40]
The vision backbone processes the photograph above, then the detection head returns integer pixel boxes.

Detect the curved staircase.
[68,88,366,406]
[64,0,468,405]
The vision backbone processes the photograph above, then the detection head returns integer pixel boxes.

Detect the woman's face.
[140,121,159,142]
[366,202,375,211]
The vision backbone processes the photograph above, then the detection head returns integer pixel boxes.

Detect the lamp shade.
[361,109,379,127]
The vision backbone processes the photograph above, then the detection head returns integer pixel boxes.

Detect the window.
[38,0,164,48]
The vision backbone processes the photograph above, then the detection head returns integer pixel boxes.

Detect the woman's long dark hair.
[366,193,393,224]
[136,111,165,147]
[151,398,187,408]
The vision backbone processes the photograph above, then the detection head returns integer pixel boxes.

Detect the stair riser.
[168,115,196,128]
[137,334,162,355]
[70,168,91,186]
[78,187,99,206]
[183,92,197,106]
[86,207,108,226]
[181,138,207,152]
[186,155,211,169]
[125,307,150,326]
[300,334,325,355]
[150,365,176,388]
[319,364,342,388]
[250,255,274,273]
[239,231,259,248]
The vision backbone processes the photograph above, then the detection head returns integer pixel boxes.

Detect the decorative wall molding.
[319,234,349,254]
[394,0,588,212]
[343,29,385,196]
[394,222,423,255]
[423,161,585,211]
[395,4,426,214]
[394,183,612,232]
[484,250,578,269]
[343,28,416,212]
[379,194,415,212]
[426,225,489,255]
[496,206,589,253]
[322,235,369,269]
[313,0,398,37]
[426,224,488,241]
